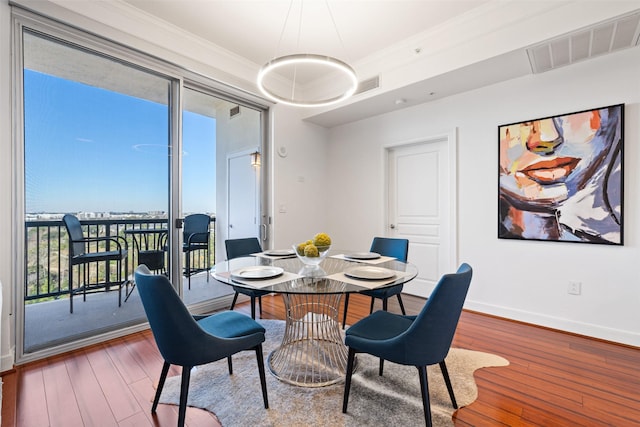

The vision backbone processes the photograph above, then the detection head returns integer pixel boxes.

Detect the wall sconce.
[251,151,261,167]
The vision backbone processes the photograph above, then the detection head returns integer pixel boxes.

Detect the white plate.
[231,266,284,280]
[345,266,395,280]
[264,249,295,256]
[345,252,381,260]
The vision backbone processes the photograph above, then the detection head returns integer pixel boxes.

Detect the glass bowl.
[292,244,331,266]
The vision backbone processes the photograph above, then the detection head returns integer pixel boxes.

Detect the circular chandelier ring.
[257,53,358,108]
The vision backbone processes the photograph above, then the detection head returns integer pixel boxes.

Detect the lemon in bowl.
[293,238,331,267]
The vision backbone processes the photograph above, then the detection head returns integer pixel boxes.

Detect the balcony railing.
[24,217,216,302]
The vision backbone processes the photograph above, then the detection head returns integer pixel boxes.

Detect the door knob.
[390,224,396,229]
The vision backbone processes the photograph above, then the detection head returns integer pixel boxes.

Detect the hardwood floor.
[2,293,639,426]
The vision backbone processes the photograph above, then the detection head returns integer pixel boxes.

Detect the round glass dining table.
[213,252,418,387]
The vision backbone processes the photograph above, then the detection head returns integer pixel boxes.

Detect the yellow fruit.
[304,244,319,257]
[313,232,331,247]
[296,242,308,255]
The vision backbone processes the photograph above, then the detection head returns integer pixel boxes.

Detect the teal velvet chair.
[134,265,268,427]
[342,237,409,328]
[342,263,473,427]
[225,237,270,319]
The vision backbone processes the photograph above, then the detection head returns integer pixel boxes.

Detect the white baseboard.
[465,300,640,347]
[1,347,14,373]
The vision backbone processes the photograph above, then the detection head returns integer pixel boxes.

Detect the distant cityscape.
[25,211,216,221]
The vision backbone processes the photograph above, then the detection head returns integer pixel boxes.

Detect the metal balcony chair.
[62,214,129,313]
[225,237,269,319]
[134,265,269,427]
[182,214,211,289]
[342,237,409,328]
[342,263,473,427]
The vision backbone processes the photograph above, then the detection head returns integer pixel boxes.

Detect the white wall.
[270,104,330,248]
[325,47,640,346]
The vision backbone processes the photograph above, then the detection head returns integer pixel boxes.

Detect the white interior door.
[387,135,455,297]
[227,152,260,242]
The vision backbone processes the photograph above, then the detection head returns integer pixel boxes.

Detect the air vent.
[354,76,380,95]
[229,105,241,119]
[527,11,640,74]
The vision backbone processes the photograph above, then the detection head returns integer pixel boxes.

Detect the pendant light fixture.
[257,0,358,108]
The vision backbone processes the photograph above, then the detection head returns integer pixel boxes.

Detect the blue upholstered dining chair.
[225,237,270,319]
[134,265,268,427]
[342,263,473,427]
[342,237,409,328]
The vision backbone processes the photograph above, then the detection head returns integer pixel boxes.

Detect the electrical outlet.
[568,281,582,295]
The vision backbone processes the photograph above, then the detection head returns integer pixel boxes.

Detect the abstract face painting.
[498,104,623,244]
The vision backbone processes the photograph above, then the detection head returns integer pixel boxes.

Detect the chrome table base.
[267,292,351,387]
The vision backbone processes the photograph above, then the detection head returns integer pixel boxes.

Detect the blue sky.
[24,70,216,214]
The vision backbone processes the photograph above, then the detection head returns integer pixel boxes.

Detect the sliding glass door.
[181,86,264,307]
[21,29,172,354]
[14,11,269,362]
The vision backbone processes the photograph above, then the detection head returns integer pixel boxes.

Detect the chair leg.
[186,252,191,290]
[206,248,210,282]
[439,361,458,409]
[342,347,357,413]
[117,261,122,308]
[120,255,128,306]
[369,297,375,314]
[417,365,432,427]
[379,358,384,376]
[250,297,256,319]
[83,265,88,302]
[152,361,171,413]
[178,366,192,427]
[258,296,263,317]
[397,294,406,315]
[230,292,239,310]
[382,297,388,311]
[255,344,269,409]
[227,356,233,375]
[124,280,136,302]
[342,294,350,329]
[69,266,74,314]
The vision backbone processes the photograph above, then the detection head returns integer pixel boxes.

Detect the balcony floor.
[24,271,234,353]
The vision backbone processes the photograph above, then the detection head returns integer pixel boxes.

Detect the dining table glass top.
[212,250,418,295]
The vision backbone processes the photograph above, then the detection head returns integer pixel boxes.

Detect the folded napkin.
[252,251,297,260]
[325,269,414,290]
[219,270,302,289]
[330,254,396,265]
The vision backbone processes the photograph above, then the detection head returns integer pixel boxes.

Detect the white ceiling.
[122,0,490,67]
[95,1,640,126]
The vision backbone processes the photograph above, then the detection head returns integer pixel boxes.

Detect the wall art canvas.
[498,104,624,244]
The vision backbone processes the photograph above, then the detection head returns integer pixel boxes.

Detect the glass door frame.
[12,7,272,364]
[13,10,183,363]
[181,77,272,247]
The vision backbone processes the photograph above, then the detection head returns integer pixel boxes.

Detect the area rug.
[158,320,509,426]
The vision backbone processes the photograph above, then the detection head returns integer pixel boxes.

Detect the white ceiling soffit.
[527,11,640,73]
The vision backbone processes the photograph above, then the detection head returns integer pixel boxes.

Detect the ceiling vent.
[229,105,241,119]
[527,11,640,74]
[354,76,380,95]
